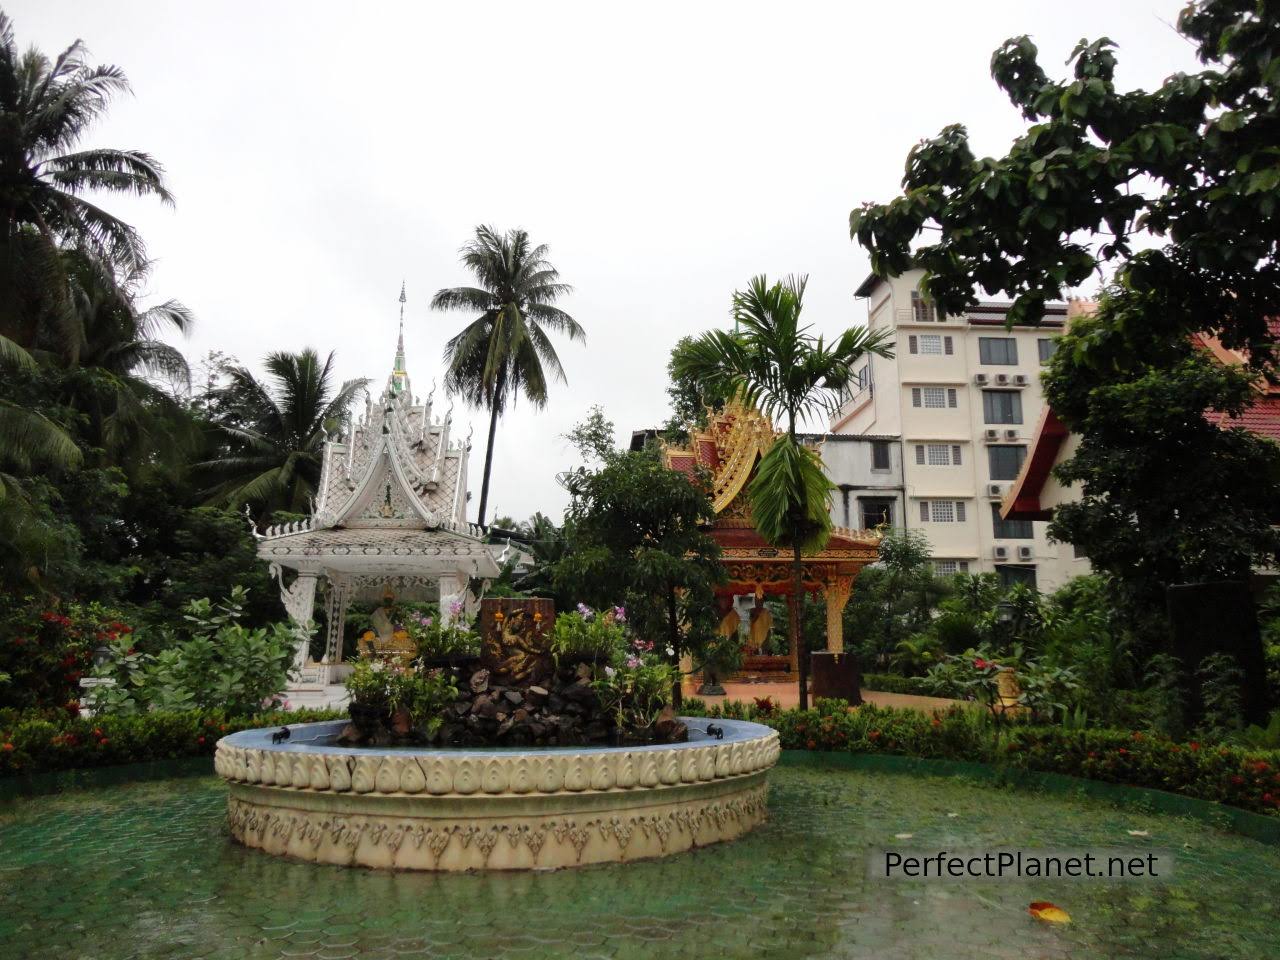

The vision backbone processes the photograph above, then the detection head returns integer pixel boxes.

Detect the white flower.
[665,645,675,657]
[604,666,616,678]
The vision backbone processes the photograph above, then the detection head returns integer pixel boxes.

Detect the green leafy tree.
[844,529,949,668]
[555,442,725,707]
[848,2,1280,599]
[201,349,367,519]
[662,335,732,442]
[673,275,893,707]
[432,226,585,527]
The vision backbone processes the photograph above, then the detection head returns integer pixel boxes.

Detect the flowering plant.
[592,656,678,735]
[550,605,628,664]
[405,611,480,660]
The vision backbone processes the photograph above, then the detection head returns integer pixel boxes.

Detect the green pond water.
[2,761,1278,959]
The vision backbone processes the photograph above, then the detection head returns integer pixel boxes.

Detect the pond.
[2,759,1277,959]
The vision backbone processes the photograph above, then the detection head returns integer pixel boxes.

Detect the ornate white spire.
[392,281,408,395]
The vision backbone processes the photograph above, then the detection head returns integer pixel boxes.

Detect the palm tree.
[431,226,584,527]
[0,12,171,359]
[201,349,368,519]
[53,251,197,468]
[673,275,895,708]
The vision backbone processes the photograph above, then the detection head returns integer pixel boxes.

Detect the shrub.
[592,657,678,735]
[0,707,344,778]
[87,588,295,718]
[862,673,935,696]
[0,598,131,715]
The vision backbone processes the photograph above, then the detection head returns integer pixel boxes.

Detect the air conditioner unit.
[1013,374,1029,386]
[994,373,1010,385]
[992,545,1010,560]
[972,373,989,386]
[986,483,1006,498]
[983,429,1000,443]
[1004,429,1019,441]
[1017,545,1034,561]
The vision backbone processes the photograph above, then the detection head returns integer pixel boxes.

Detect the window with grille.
[916,444,963,466]
[919,500,966,523]
[1038,338,1058,364]
[908,334,954,355]
[978,337,1018,365]
[991,503,1034,539]
[933,560,971,576]
[987,444,1027,480]
[982,390,1022,424]
[911,386,957,409]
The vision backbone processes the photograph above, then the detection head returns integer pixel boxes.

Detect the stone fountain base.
[216,718,778,870]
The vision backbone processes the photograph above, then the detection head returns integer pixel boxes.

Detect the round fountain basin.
[215,717,780,870]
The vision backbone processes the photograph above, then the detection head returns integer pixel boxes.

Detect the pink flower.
[448,600,464,617]
[626,655,641,669]
[613,606,627,623]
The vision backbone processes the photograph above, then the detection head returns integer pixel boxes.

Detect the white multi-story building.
[829,268,1078,591]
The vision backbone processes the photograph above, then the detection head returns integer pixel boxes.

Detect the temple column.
[320,577,352,684]
[824,574,854,654]
[439,572,465,625]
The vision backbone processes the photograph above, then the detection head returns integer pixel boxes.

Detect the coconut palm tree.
[0,12,171,359]
[201,349,368,519]
[431,226,584,527]
[672,274,895,708]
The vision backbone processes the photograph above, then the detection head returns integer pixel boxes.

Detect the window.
[1038,338,1058,364]
[996,564,1037,589]
[1072,541,1087,559]
[871,440,891,471]
[979,337,1018,365]
[982,390,1023,424]
[915,443,963,466]
[911,290,937,322]
[991,503,1033,539]
[933,560,971,577]
[911,386,958,408]
[908,333,955,356]
[919,500,967,523]
[859,498,894,529]
[987,445,1027,480]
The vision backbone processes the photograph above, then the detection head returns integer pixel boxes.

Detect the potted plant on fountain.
[593,651,684,745]
[408,605,482,675]
[387,668,458,741]
[345,659,394,739]
[549,604,627,669]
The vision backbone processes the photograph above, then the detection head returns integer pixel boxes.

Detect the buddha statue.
[361,587,417,665]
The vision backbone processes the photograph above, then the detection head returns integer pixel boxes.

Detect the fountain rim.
[221,716,774,757]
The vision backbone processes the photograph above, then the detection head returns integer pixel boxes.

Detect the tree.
[0,12,171,358]
[555,439,724,707]
[432,226,585,527]
[663,335,732,442]
[201,349,368,518]
[673,275,894,707]
[848,2,1280,596]
[844,529,948,668]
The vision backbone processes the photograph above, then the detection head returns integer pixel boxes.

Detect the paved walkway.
[688,680,964,713]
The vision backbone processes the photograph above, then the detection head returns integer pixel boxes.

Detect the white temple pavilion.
[253,287,501,686]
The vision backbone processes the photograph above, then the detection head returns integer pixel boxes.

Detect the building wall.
[808,435,905,534]
[831,269,1079,589]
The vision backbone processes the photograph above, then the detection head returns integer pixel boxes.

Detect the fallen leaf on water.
[1126,830,1150,837]
[1028,902,1071,924]
[946,812,959,818]
[894,833,913,840]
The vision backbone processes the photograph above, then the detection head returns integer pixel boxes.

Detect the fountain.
[215,598,779,870]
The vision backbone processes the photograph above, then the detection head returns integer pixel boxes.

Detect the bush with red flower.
[0,596,132,714]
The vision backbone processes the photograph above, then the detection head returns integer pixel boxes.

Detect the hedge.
[0,708,345,779]
[687,700,1280,818]
[861,673,936,696]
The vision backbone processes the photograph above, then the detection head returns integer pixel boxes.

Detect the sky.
[15,1,1199,522]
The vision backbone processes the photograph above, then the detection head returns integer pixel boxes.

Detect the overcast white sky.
[17,1,1197,522]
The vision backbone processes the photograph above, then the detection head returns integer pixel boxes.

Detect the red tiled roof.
[1210,396,1280,442]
